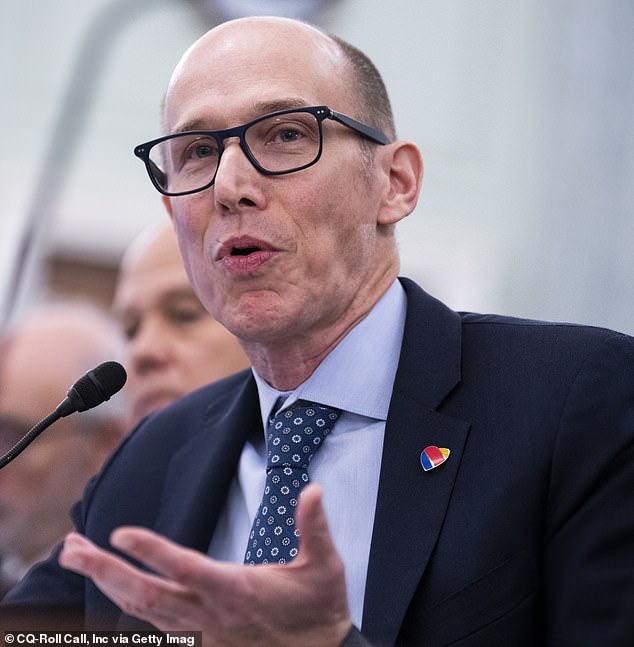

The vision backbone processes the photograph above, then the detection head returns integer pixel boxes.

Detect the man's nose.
[212,139,264,209]
[129,319,171,371]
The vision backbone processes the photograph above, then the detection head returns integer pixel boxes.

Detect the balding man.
[0,303,128,596]
[3,17,633,646]
[113,222,249,425]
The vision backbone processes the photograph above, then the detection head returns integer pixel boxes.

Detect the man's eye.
[118,317,139,341]
[190,142,217,158]
[168,307,205,324]
[177,137,219,166]
[278,128,301,143]
[184,142,218,160]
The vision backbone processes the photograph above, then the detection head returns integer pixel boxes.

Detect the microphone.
[0,361,127,469]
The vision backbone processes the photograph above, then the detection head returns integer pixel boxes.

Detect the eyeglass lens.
[148,111,322,194]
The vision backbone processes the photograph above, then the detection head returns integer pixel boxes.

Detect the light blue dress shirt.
[207,280,407,627]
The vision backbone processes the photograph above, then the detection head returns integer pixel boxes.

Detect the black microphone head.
[0,362,128,468]
[64,361,127,414]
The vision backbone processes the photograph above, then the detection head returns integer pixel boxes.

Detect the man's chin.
[134,392,183,422]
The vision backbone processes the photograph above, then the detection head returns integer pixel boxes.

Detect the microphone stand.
[0,411,61,469]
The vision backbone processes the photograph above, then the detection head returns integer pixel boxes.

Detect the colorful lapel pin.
[420,445,450,471]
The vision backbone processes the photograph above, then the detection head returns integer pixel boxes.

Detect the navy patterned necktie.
[244,400,340,565]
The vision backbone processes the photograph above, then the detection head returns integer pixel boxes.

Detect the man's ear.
[162,195,173,219]
[377,141,423,226]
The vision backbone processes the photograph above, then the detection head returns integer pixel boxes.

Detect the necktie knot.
[245,400,340,565]
[266,401,339,470]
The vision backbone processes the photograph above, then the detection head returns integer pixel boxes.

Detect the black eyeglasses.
[134,105,389,197]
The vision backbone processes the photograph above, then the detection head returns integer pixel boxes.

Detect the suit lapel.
[153,375,261,553]
[117,375,262,629]
[362,279,470,646]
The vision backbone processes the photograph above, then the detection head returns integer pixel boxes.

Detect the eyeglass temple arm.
[149,159,167,189]
[328,109,390,145]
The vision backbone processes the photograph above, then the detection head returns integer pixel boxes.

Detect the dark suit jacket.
[2,279,633,646]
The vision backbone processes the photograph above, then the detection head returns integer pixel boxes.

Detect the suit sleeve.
[544,333,634,644]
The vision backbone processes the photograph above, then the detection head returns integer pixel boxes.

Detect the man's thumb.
[295,484,338,564]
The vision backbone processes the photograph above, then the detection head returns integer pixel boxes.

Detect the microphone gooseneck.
[0,361,127,469]
[0,411,61,470]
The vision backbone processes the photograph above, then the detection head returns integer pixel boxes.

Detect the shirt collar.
[253,280,407,430]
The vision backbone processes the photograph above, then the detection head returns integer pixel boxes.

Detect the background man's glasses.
[134,105,389,197]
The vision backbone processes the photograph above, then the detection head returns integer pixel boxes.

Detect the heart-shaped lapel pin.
[420,445,450,471]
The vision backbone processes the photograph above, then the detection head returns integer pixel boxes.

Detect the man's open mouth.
[215,237,278,271]
[231,245,261,256]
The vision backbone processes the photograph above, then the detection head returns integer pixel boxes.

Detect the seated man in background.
[0,302,128,597]
[112,222,249,425]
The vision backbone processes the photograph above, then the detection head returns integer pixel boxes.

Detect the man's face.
[113,229,249,425]
[162,20,390,348]
[0,345,97,562]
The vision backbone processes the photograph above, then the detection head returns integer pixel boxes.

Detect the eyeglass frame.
[133,105,390,197]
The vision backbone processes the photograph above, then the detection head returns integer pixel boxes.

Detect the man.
[0,302,127,597]
[2,17,632,646]
[112,222,249,425]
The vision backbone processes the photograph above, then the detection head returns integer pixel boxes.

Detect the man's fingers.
[59,533,175,619]
[61,532,133,582]
[295,484,339,566]
[293,484,351,638]
[60,532,185,624]
[110,526,216,589]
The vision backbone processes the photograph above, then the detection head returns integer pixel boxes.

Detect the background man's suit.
[3,278,633,646]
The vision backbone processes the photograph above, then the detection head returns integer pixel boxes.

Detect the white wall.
[1,0,632,332]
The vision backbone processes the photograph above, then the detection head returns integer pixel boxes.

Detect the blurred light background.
[1,0,632,333]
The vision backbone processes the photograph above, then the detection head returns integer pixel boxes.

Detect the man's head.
[142,17,423,387]
[113,222,249,425]
[0,303,128,567]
